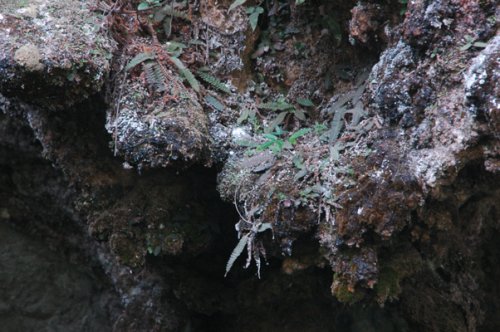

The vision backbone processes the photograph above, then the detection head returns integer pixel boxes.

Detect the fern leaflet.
[125,52,156,71]
[170,57,200,92]
[328,107,347,142]
[258,101,294,111]
[153,5,189,23]
[197,71,231,94]
[225,234,249,277]
[144,62,167,92]
[205,95,225,111]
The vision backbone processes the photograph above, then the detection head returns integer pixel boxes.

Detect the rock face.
[0,0,114,109]
[0,0,499,331]
[0,223,117,332]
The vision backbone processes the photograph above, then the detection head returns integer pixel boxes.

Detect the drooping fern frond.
[197,71,231,94]
[143,61,167,92]
[125,52,156,71]
[153,5,189,23]
[225,234,249,277]
[170,57,200,92]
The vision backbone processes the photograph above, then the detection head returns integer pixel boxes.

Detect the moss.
[375,267,402,303]
[109,233,146,268]
[333,283,365,304]
[331,274,365,304]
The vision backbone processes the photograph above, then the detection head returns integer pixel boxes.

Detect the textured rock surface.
[0,223,116,332]
[0,0,114,109]
[0,0,499,331]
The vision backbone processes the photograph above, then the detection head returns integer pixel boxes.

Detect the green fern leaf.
[225,234,249,277]
[205,95,225,111]
[228,0,247,12]
[125,52,156,71]
[144,62,167,92]
[265,112,287,133]
[288,128,311,145]
[170,57,200,92]
[153,5,189,23]
[258,101,294,111]
[197,71,231,94]
[328,107,347,142]
[296,98,314,107]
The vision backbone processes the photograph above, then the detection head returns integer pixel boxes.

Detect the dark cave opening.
[0,93,416,332]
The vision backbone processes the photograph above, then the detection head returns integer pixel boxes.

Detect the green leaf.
[266,112,287,132]
[263,133,278,140]
[258,101,294,111]
[288,128,311,145]
[249,12,260,31]
[294,108,307,121]
[138,2,150,10]
[205,95,225,111]
[228,0,247,12]
[293,155,304,169]
[165,41,187,53]
[270,140,284,153]
[237,109,250,124]
[294,168,308,181]
[170,57,200,92]
[125,52,156,71]
[256,140,276,151]
[235,140,255,147]
[473,41,488,48]
[163,16,172,38]
[197,71,231,93]
[296,0,306,5]
[296,98,315,107]
[459,43,472,51]
[273,126,286,136]
[153,5,189,21]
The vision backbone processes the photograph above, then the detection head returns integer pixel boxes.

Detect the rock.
[0,0,115,109]
[106,61,212,170]
[13,43,43,71]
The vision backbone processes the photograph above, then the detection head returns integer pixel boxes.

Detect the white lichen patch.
[14,43,43,71]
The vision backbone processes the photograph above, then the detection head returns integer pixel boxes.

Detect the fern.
[258,101,294,111]
[266,112,287,133]
[288,128,311,145]
[125,52,156,71]
[205,95,224,111]
[225,234,249,277]
[228,0,247,12]
[170,57,200,92]
[143,62,167,92]
[328,107,348,142]
[197,71,231,94]
[153,5,189,23]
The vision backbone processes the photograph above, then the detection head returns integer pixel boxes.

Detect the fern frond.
[328,107,347,142]
[153,5,189,23]
[197,71,231,94]
[125,52,156,71]
[205,95,225,111]
[170,57,200,92]
[225,234,249,277]
[144,62,167,92]
[347,103,366,128]
[258,101,294,111]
